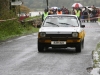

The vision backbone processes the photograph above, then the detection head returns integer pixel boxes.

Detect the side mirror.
[81,25,85,28]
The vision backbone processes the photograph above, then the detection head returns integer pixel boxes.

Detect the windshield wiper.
[46,22,59,27]
[59,23,75,27]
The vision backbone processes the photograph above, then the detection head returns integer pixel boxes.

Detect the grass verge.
[93,42,100,68]
[24,16,41,21]
[0,20,39,42]
[97,43,100,63]
[98,18,100,22]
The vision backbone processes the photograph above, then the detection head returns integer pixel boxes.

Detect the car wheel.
[38,42,44,52]
[76,42,82,53]
[82,39,84,49]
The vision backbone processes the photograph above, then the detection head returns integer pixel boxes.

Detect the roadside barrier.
[80,14,100,20]
[81,16,100,20]
[0,15,99,22]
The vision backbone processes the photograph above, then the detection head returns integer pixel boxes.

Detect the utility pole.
[46,0,48,11]
[56,0,58,7]
[11,0,16,12]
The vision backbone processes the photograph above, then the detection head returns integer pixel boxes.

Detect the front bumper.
[38,38,81,48]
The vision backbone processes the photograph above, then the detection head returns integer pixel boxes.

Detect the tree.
[0,0,10,17]
[0,0,9,11]
[16,5,30,14]
[0,0,18,19]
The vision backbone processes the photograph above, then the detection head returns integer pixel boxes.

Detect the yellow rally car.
[38,14,85,52]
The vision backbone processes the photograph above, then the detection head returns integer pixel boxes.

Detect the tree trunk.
[0,0,10,13]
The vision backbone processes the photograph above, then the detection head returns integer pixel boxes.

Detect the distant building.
[29,11,43,17]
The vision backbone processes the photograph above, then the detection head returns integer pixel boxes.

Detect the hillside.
[22,0,100,10]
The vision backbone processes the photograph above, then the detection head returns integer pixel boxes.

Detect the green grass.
[93,42,100,68]
[24,16,41,21]
[97,43,100,62]
[0,20,39,41]
[98,18,100,22]
[0,10,40,42]
[97,43,100,49]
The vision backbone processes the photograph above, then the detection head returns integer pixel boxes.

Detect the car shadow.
[41,47,79,54]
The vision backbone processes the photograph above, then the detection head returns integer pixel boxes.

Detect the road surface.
[0,22,100,75]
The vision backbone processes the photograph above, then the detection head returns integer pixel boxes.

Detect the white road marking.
[6,40,13,42]
[16,36,27,40]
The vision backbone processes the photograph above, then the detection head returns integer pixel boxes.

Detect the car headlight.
[39,32,46,37]
[72,32,79,37]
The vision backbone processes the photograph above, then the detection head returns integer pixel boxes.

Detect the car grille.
[46,34,72,37]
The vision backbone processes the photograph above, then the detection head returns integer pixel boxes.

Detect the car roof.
[47,14,78,18]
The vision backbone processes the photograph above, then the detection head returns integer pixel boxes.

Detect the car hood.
[39,27,81,34]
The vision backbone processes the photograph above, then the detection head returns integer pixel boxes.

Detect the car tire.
[38,42,44,52]
[76,42,82,53]
[82,39,84,49]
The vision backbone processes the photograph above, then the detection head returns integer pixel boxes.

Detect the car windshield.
[43,16,79,27]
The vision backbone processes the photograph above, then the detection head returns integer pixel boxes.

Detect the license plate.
[51,41,66,45]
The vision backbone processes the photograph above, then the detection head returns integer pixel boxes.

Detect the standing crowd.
[42,6,70,22]
[42,5,100,22]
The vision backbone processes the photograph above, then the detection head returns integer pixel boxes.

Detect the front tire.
[38,42,44,52]
[76,42,82,53]
[82,39,84,49]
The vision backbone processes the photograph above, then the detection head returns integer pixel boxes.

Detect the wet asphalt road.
[0,22,100,75]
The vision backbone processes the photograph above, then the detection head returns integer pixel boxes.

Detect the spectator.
[91,7,97,22]
[74,7,81,20]
[42,9,48,22]
[82,7,89,22]
[56,8,62,15]
[48,9,53,15]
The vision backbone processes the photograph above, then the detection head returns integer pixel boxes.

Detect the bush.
[0,20,39,41]
[0,20,22,40]
[0,10,17,20]
[0,10,39,41]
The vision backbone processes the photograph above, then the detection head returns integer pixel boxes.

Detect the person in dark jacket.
[92,7,97,22]
[91,6,97,22]
[82,7,89,22]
